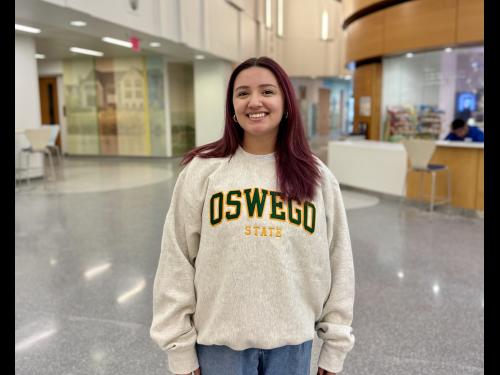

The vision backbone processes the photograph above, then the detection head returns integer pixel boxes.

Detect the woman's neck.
[242,134,277,155]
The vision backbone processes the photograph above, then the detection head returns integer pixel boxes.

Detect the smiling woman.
[232,67,285,153]
[150,57,355,375]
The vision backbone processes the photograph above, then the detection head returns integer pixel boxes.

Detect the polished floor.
[15,155,484,375]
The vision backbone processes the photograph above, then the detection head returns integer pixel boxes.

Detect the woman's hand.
[177,368,201,375]
[317,367,336,375]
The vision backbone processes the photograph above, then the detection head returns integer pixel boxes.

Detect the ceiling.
[15,0,215,63]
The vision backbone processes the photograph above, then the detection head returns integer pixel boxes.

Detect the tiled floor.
[15,154,484,375]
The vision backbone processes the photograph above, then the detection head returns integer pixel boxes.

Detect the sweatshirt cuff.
[167,346,199,375]
[317,343,347,374]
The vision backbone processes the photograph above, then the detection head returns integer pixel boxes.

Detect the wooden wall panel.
[345,11,384,63]
[475,149,484,210]
[456,0,484,43]
[406,147,483,210]
[384,0,457,53]
[353,63,382,140]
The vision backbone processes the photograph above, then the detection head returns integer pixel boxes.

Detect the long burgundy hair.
[181,56,322,202]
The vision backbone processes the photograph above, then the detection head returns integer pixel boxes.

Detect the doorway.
[38,77,61,148]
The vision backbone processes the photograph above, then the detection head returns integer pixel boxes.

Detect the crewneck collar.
[237,145,275,161]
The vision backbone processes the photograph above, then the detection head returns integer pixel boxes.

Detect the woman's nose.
[248,94,262,107]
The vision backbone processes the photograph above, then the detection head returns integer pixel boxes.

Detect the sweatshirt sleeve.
[315,165,355,373]
[150,160,204,375]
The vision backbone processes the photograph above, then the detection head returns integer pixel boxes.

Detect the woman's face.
[232,67,285,140]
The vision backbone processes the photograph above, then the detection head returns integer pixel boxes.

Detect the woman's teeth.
[248,113,266,118]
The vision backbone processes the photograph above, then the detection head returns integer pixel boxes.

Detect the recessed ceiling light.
[195,54,205,60]
[35,54,45,59]
[70,20,87,27]
[406,52,414,58]
[102,36,132,48]
[444,47,453,53]
[149,42,161,48]
[15,24,41,33]
[70,47,104,57]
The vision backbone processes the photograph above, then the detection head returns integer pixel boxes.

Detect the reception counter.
[406,141,484,210]
[328,140,484,210]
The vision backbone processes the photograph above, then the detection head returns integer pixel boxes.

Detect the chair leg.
[46,149,56,182]
[419,172,424,203]
[430,171,436,212]
[25,151,31,189]
[55,146,63,166]
[447,169,452,205]
[399,170,409,212]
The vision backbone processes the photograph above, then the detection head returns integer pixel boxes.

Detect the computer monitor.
[455,91,477,121]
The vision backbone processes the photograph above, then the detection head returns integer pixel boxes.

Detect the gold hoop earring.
[233,114,238,123]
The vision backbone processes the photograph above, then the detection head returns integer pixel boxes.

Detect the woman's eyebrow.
[235,84,278,91]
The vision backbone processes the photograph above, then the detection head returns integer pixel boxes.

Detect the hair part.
[181,56,322,202]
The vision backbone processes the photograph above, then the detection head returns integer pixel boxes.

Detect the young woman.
[150,57,355,375]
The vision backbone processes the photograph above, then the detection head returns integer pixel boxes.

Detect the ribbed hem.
[167,346,199,375]
[317,343,347,373]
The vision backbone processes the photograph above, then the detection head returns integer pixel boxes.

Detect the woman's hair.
[181,56,322,202]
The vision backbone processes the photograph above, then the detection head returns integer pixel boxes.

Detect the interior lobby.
[15,0,484,374]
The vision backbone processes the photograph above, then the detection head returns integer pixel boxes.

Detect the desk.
[406,141,484,210]
[328,140,484,210]
[328,140,407,196]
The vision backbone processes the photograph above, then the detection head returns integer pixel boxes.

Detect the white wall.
[65,0,161,36]
[193,60,232,146]
[281,0,343,77]
[179,0,203,50]
[15,35,43,178]
[205,0,240,61]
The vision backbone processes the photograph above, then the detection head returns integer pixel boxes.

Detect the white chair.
[401,139,451,211]
[19,127,56,187]
[42,124,63,165]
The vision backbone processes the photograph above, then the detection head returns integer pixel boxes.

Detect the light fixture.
[195,54,205,60]
[406,52,414,58]
[15,23,41,34]
[70,20,87,27]
[35,54,45,59]
[265,0,272,29]
[277,0,284,37]
[321,10,329,41]
[70,47,104,57]
[344,75,352,80]
[102,36,132,48]
[444,47,453,53]
[397,271,404,279]
[149,42,161,48]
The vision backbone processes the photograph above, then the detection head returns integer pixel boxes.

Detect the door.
[38,77,61,148]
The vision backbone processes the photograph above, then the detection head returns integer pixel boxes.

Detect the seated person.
[445,118,484,142]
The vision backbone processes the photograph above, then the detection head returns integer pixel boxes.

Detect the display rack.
[416,105,444,140]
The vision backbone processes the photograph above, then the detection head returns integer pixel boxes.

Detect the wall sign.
[359,96,371,116]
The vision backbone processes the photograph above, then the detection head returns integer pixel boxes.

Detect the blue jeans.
[195,340,313,375]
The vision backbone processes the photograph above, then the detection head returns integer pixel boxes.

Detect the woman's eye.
[263,90,274,95]
[237,92,248,97]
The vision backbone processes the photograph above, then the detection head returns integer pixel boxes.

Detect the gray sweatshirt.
[150,146,355,374]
